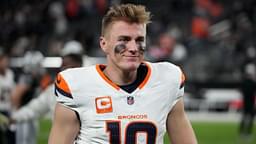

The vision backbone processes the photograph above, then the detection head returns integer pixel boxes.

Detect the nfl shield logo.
[127,96,134,105]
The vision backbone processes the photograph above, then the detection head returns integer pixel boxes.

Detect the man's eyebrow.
[136,36,145,41]
[118,35,131,40]
[118,36,145,41]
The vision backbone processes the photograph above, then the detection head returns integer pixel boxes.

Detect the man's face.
[100,21,146,71]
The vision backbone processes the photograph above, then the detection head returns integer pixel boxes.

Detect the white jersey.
[55,61,185,144]
[0,69,15,112]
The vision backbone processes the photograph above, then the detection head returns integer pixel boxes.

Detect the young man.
[49,4,197,144]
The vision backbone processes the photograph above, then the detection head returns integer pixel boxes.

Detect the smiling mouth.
[125,55,138,57]
[123,56,140,62]
[123,54,140,57]
[123,56,140,60]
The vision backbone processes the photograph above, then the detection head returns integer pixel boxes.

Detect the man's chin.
[122,62,140,71]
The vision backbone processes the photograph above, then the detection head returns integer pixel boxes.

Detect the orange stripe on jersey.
[96,64,120,90]
[181,72,185,83]
[138,62,151,89]
[180,68,186,89]
[55,74,72,96]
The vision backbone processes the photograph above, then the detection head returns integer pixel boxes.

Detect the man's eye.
[136,40,145,46]
[136,40,144,44]
[118,38,128,42]
[136,38,144,43]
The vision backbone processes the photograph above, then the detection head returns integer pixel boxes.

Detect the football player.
[49,3,197,144]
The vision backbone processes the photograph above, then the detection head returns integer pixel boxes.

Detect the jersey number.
[106,121,157,144]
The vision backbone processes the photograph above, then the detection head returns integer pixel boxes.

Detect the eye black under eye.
[114,44,126,53]
[138,43,146,52]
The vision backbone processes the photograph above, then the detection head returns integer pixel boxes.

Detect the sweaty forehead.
[108,21,146,39]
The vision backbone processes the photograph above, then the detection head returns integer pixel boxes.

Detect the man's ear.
[100,36,108,53]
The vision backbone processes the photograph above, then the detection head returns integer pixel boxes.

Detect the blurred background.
[0,0,255,144]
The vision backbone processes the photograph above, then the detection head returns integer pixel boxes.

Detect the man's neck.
[103,65,137,86]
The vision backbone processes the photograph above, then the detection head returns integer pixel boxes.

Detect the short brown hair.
[101,3,151,36]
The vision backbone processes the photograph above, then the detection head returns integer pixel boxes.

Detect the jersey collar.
[96,62,151,91]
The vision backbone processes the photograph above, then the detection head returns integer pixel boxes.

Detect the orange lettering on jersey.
[117,114,148,120]
[95,96,113,114]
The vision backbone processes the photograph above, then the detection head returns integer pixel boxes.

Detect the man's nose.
[127,40,138,52]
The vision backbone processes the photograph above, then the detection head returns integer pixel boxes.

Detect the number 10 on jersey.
[106,121,157,144]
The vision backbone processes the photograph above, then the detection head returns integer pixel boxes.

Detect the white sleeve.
[167,64,185,110]
[54,73,78,112]
[175,67,185,99]
[11,85,54,123]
